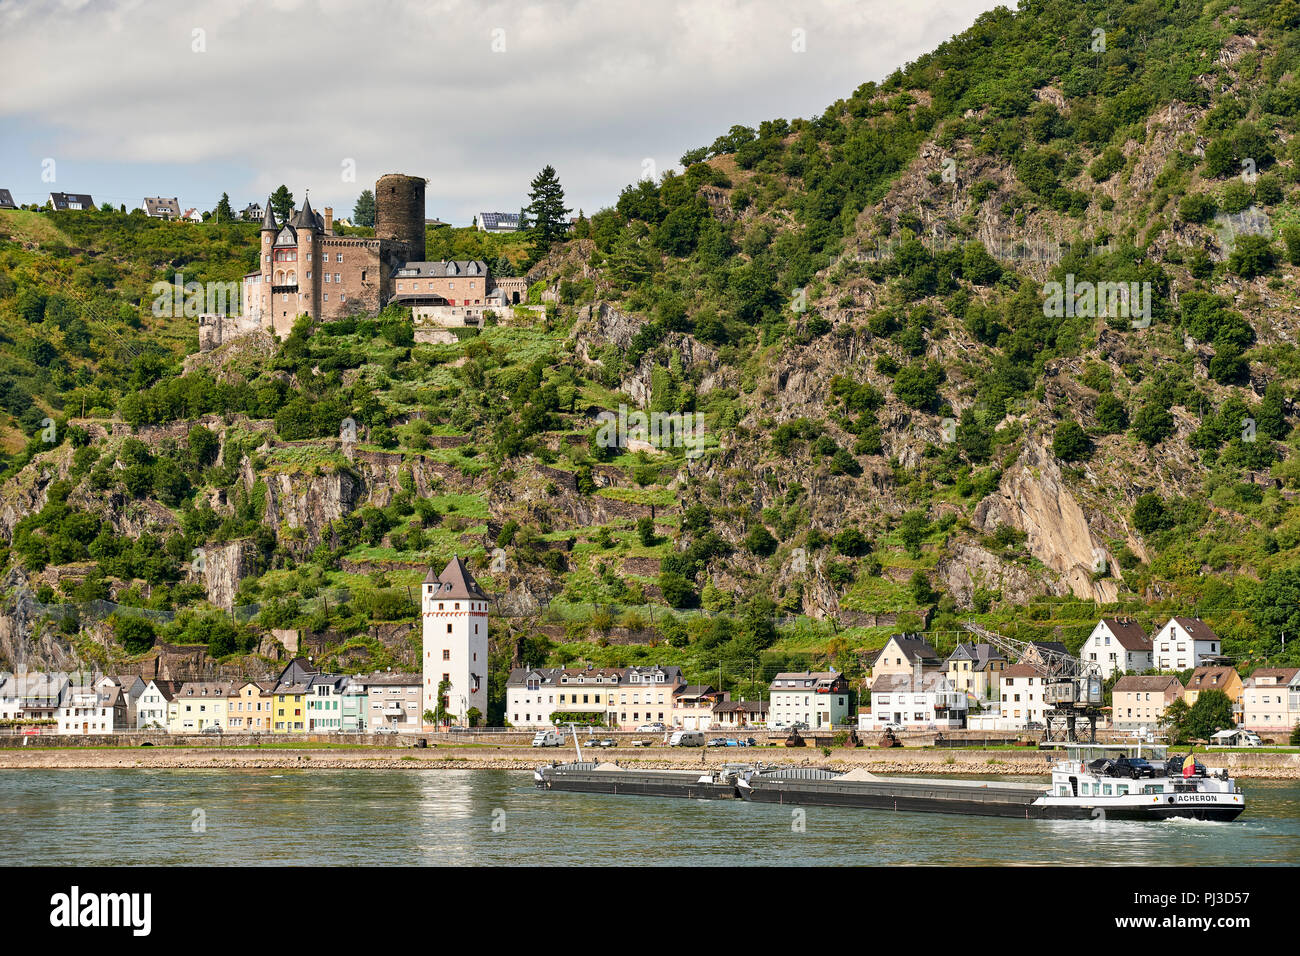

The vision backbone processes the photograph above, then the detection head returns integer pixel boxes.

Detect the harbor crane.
[961,622,1105,743]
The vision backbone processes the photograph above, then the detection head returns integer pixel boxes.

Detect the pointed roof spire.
[261,197,277,231]
[291,191,316,230]
[422,555,488,599]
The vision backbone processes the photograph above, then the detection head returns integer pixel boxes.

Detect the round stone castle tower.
[375,173,427,263]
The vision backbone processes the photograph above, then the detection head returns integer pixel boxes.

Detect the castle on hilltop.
[199,172,529,351]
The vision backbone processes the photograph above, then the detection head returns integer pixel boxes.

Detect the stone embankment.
[1,745,1296,777]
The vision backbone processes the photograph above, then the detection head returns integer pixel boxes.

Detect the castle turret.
[259,196,277,327]
[294,193,318,320]
[375,173,427,263]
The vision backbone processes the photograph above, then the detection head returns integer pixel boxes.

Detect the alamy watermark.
[596,404,706,459]
[1041,274,1151,328]
[152,273,241,318]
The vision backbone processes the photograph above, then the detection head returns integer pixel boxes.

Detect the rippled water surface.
[0,770,1296,865]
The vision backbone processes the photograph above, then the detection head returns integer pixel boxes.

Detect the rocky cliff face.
[973,439,1120,603]
[198,539,259,611]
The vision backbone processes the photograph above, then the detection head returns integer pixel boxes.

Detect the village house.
[1111,675,1183,732]
[49,191,94,210]
[272,679,310,733]
[1080,618,1153,679]
[870,634,942,688]
[226,680,276,733]
[611,665,685,728]
[1183,666,1243,717]
[0,189,18,210]
[477,211,520,233]
[171,681,234,733]
[0,674,17,720]
[306,673,347,732]
[96,675,145,728]
[361,673,422,732]
[712,699,768,729]
[56,685,121,734]
[15,673,69,722]
[769,671,851,730]
[136,679,180,730]
[506,666,686,728]
[340,678,368,732]
[999,664,1049,730]
[863,670,967,730]
[143,196,181,219]
[1021,641,1071,670]
[1241,668,1300,734]
[945,642,1006,703]
[672,684,727,730]
[240,201,264,222]
[1152,618,1226,671]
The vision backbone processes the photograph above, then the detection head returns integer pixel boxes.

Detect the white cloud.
[0,0,999,220]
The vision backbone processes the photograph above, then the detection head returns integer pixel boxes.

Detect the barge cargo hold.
[533,762,740,800]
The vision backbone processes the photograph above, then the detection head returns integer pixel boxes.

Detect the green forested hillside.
[5,0,1300,718]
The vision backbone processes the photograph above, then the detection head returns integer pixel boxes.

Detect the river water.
[1,770,1297,866]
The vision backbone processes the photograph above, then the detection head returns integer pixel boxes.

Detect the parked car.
[707,737,729,747]
[637,723,666,733]
[742,737,758,747]
[791,722,810,731]
[631,739,651,747]
[200,725,223,735]
[1112,756,1157,778]
[881,722,904,731]
[1240,731,1264,747]
[531,731,563,748]
[598,739,617,748]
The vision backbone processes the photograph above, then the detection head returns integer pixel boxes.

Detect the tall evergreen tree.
[270,185,295,223]
[524,165,571,257]
[353,189,376,228]
[214,193,234,222]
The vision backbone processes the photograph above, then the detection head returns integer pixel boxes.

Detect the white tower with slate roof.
[422,556,489,725]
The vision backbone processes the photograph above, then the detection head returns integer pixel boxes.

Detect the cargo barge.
[533,761,741,799]
[535,745,1246,822]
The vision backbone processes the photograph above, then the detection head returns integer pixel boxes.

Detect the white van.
[531,731,563,747]
[668,731,705,747]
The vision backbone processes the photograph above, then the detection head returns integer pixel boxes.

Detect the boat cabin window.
[1117,785,1129,796]
[1058,785,1070,796]
[1102,784,1113,795]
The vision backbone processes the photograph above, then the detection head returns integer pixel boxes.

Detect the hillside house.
[143,196,181,219]
[871,635,942,688]
[1080,618,1152,679]
[1152,618,1226,671]
[49,191,93,210]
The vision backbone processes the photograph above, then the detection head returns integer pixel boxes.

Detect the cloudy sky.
[0,0,1000,225]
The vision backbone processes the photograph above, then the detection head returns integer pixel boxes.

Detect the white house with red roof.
[1080,617,1153,679]
[422,556,490,725]
[1151,617,1224,671]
